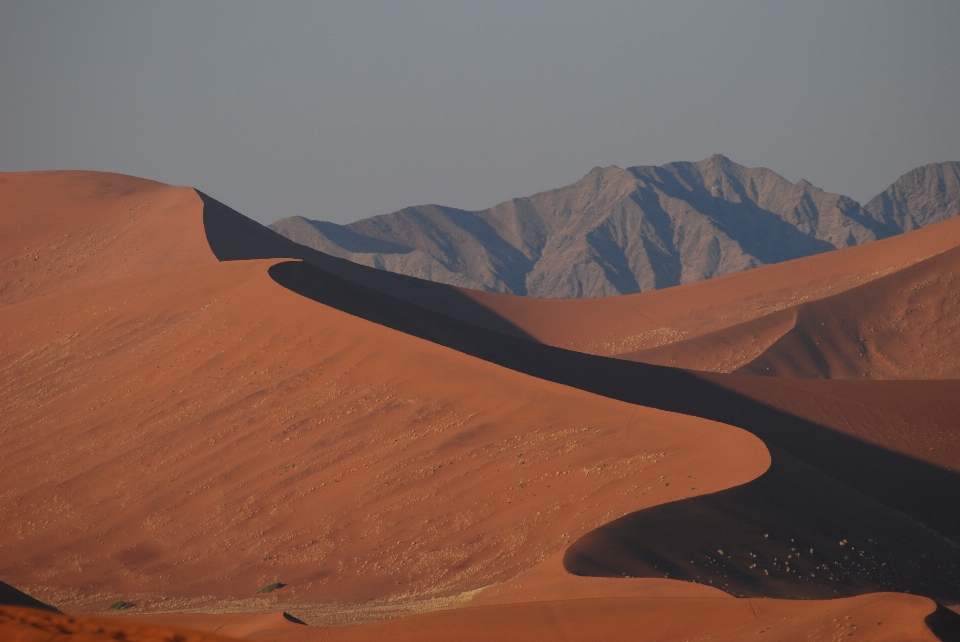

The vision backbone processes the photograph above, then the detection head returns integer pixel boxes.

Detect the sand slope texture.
[2,171,958,642]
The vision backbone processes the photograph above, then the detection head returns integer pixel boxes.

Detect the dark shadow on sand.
[563,445,960,603]
[199,190,538,342]
[0,581,57,612]
[203,190,960,626]
[266,258,960,547]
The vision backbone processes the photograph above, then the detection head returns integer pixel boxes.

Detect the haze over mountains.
[271,156,960,298]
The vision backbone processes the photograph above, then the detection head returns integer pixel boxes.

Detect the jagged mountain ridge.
[270,155,960,298]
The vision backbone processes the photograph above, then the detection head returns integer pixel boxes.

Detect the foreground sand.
[2,171,959,641]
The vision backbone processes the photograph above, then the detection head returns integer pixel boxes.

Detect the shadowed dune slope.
[564,445,960,602]
[200,191,536,341]
[0,581,57,612]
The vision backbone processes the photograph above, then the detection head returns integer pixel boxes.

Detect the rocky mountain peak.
[864,161,960,232]
[270,158,960,298]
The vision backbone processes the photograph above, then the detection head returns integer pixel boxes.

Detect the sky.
[2,2,959,225]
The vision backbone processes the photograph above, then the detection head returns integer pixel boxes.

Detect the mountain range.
[270,155,960,298]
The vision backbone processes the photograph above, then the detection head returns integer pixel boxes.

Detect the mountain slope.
[270,157,960,298]
[865,161,960,232]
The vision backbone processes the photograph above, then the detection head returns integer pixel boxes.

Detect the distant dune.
[271,156,960,298]
[2,171,959,642]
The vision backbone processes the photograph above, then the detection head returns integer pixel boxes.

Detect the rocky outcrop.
[270,156,960,298]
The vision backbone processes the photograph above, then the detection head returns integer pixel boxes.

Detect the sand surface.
[122,594,957,642]
[454,214,960,355]
[2,171,958,642]
[0,604,237,642]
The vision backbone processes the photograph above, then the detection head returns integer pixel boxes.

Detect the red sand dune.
[250,255,960,548]
[454,215,960,355]
[620,241,960,378]
[0,254,766,612]
[0,604,237,642]
[3,171,960,642]
[0,171,218,306]
[0,172,767,614]
[126,594,958,642]
[312,594,957,642]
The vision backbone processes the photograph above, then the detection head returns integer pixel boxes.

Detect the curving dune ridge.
[2,171,959,641]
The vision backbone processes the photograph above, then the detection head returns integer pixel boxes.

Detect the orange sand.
[0,173,767,616]
[3,171,958,642]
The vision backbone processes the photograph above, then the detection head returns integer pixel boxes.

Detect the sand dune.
[3,171,959,642]
[2,258,768,613]
[461,214,960,360]
[93,594,960,642]
[0,171,218,308]
[0,172,768,618]
[0,604,237,642]
[312,594,958,642]
[252,258,960,546]
[619,239,960,378]
[201,185,960,379]
[0,580,57,612]
[128,610,311,641]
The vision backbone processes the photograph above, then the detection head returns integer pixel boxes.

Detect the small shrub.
[108,600,134,609]
[256,582,286,594]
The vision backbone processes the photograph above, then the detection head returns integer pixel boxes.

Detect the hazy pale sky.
[2,1,959,224]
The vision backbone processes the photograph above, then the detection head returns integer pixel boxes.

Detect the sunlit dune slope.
[0,173,769,616]
[0,259,766,610]
[457,215,960,357]
[313,593,956,642]
[0,171,218,307]
[0,605,237,642]
[624,241,960,377]
[734,243,960,378]
[7,594,956,642]
[124,596,960,642]
[257,255,960,547]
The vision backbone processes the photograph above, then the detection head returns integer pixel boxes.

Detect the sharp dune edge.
[1,171,959,642]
